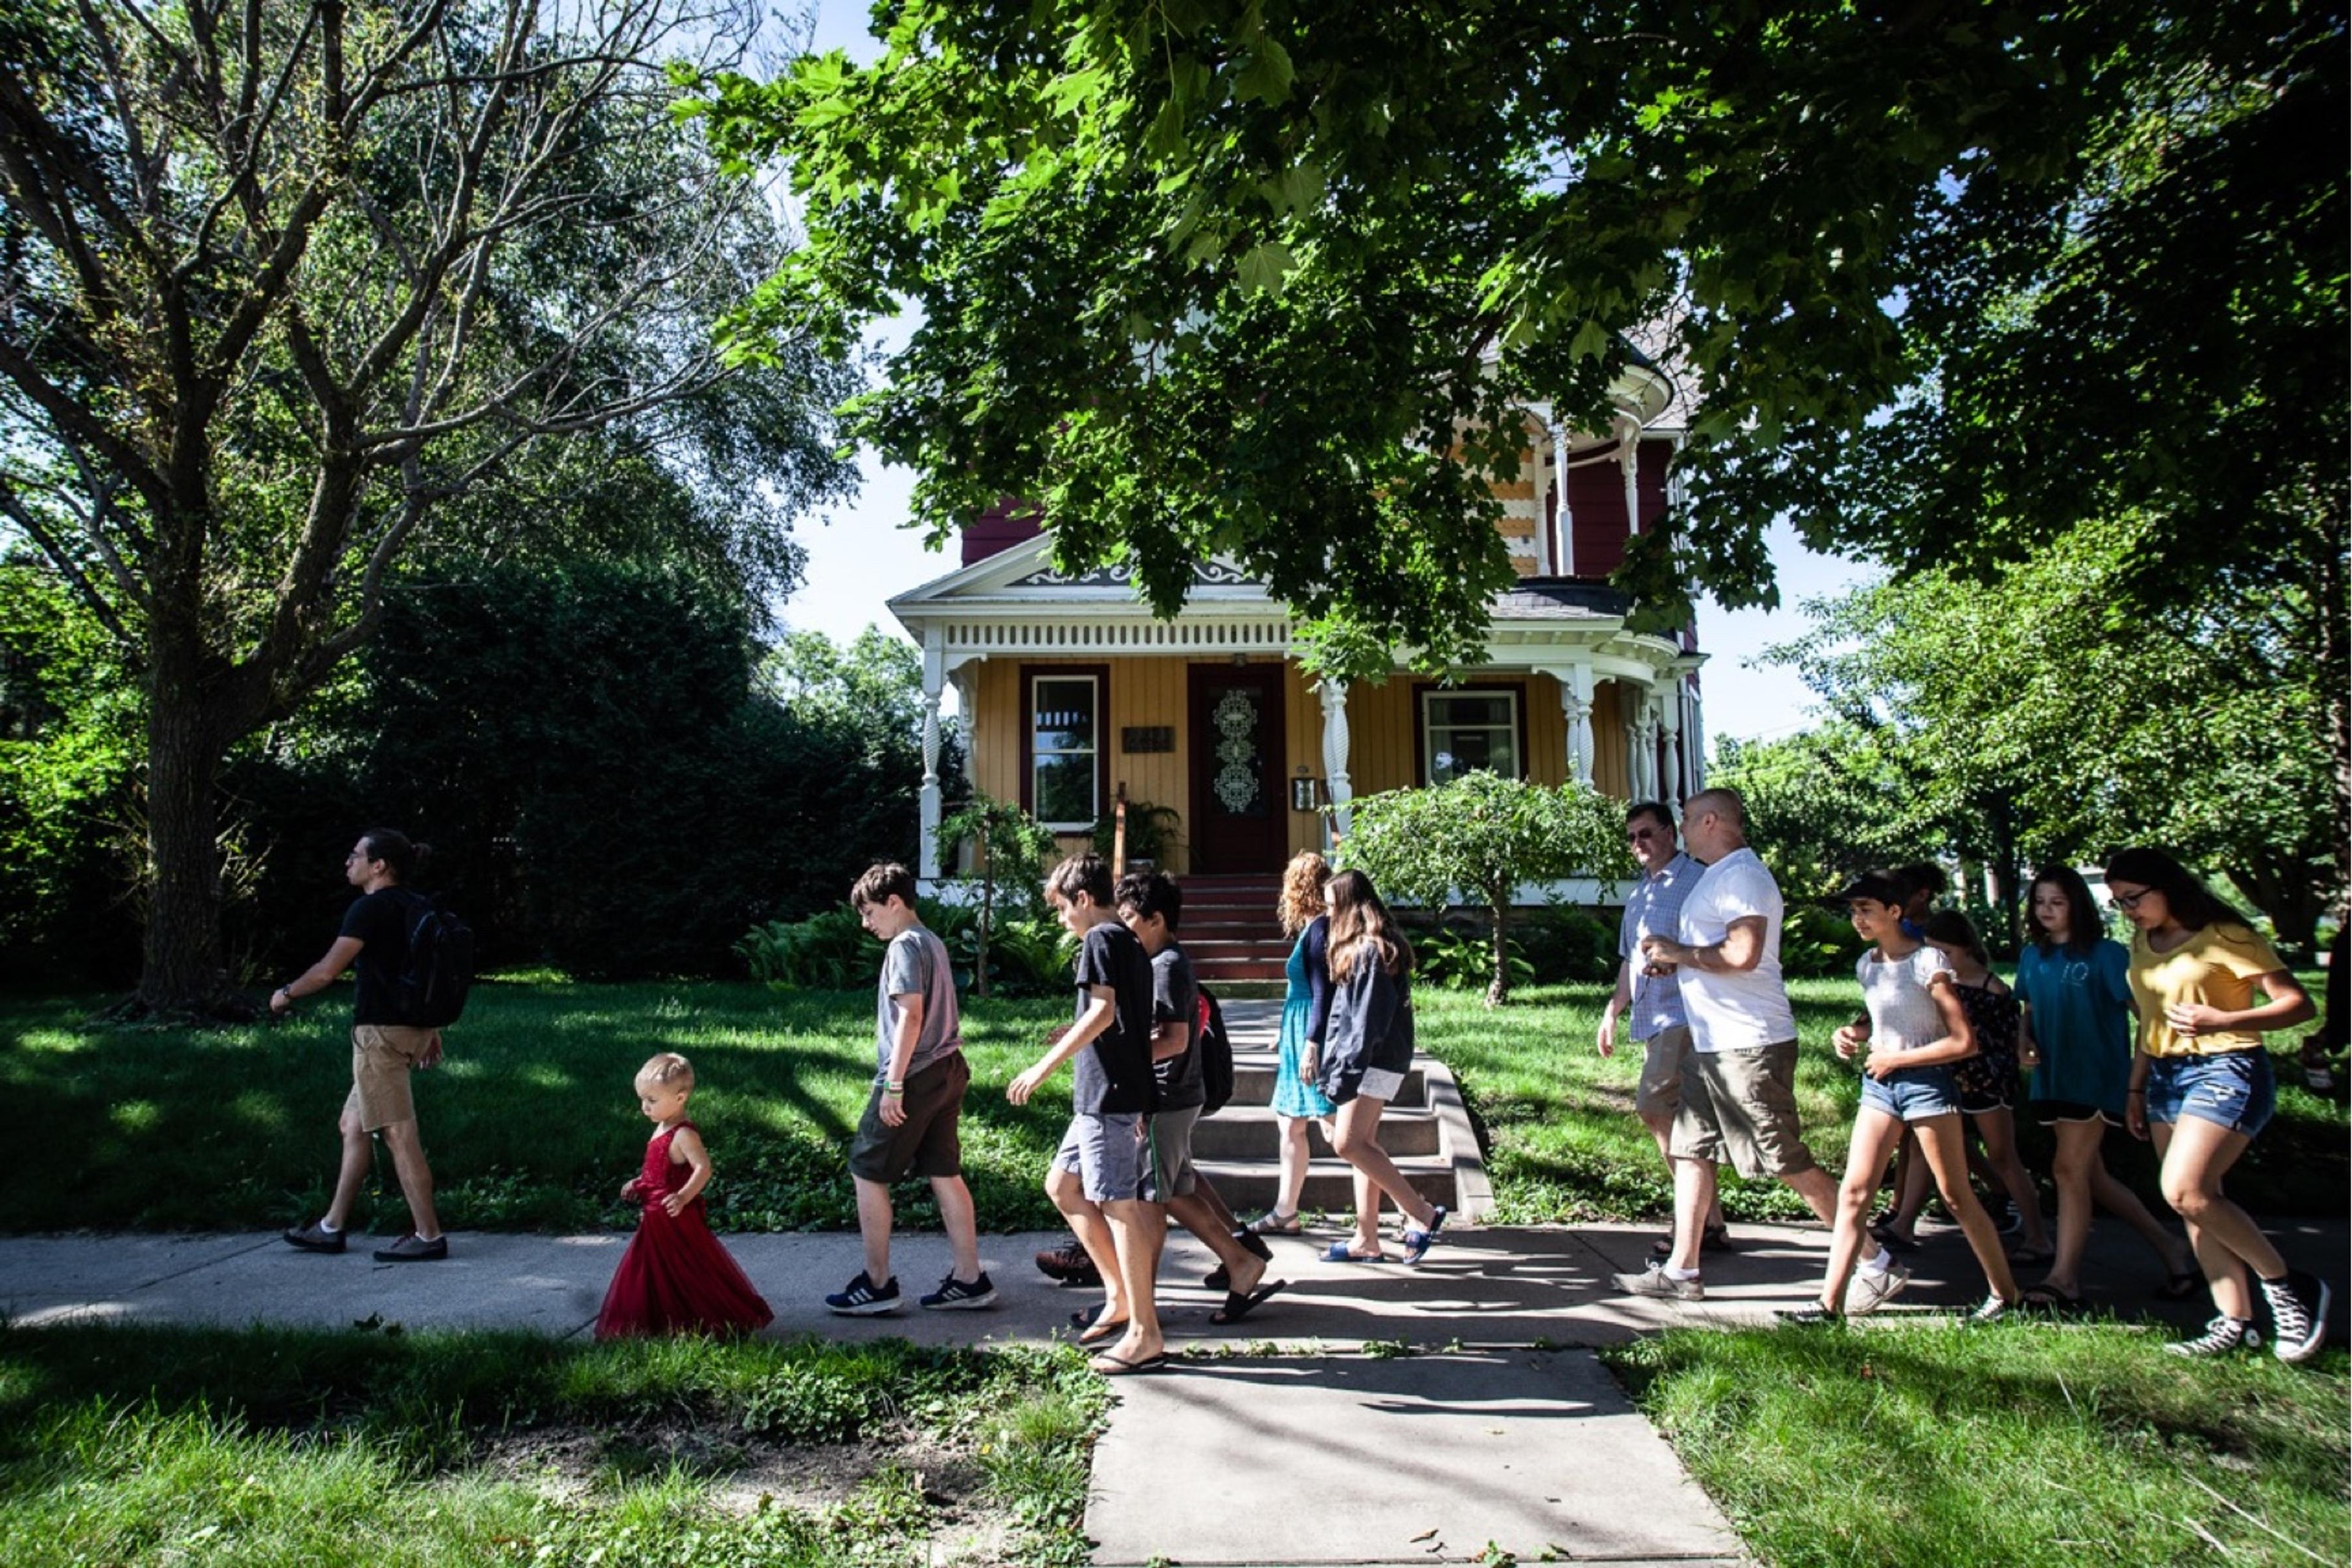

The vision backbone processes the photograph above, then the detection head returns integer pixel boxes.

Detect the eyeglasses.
[2110,886,2155,911]
[1626,826,1665,843]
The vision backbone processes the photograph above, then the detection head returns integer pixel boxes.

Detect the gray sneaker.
[371,1233,448,1262]
[282,1220,346,1254]
[1615,1263,1703,1302]
[1844,1260,1911,1315]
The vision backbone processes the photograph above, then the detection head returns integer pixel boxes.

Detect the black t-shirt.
[1150,943,1204,1110]
[1071,920,1157,1114]
[339,888,428,1026]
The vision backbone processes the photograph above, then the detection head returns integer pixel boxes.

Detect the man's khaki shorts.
[1670,1040,1819,1180]
[344,1024,434,1132]
[1635,1025,1693,1121]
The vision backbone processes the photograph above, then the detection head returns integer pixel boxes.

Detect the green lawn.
[3,976,2341,1233]
[1604,1320,2350,1567]
[1415,981,2350,1223]
[0,1322,1106,1567]
[0,980,1068,1234]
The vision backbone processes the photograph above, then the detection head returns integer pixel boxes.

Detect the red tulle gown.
[595,1122,773,1340]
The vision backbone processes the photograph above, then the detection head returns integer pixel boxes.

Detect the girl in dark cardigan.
[1306,870,1447,1264]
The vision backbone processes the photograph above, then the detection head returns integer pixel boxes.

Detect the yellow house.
[889,375,1706,890]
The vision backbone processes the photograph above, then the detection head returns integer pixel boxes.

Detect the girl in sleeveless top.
[596,1053,773,1339]
[1253,852,1337,1234]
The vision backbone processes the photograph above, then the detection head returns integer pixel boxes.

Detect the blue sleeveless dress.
[1273,917,1338,1119]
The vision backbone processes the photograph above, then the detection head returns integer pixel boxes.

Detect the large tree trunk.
[137,676,233,1013]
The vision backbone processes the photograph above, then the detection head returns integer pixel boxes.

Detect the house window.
[1422,689,1521,784]
[1031,674,1101,827]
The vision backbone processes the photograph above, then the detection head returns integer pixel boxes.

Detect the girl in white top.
[1792,872,2021,1323]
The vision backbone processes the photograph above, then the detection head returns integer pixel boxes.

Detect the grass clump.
[0,1322,1110,1567]
[1604,1319,2350,1567]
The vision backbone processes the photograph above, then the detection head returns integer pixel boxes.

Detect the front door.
[1188,662,1288,874]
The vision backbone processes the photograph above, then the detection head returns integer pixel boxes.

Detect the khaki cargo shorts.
[1635,1024,1694,1121]
[344,1023,435,1132]
[1670,1040,1819,1181]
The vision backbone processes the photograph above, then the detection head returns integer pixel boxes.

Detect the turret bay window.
[1418,687,1525,784]
[1023,665,1109,830]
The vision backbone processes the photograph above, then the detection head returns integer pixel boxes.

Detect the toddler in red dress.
[595,1052,773,1340]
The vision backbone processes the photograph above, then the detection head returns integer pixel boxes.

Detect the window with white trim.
[1422,689,1521,784]
[1031,674,1100,828]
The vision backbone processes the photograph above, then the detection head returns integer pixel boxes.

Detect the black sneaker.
[2261,1271,2331,1365]
[1776,1304,1842,1325]
[1033,1242,1101,1287]
[824,1270,903,1316]
[2164,1314,2263,1358]
[919,1271,998,1311]
[283,1220,346,1254]
[371,1233,447,1262]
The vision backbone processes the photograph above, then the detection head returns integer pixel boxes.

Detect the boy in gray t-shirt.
[825,863,995,1316]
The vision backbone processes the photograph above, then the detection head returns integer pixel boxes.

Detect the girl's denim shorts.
[1858,1061,1961,1123]
[2145,1049,2274,1139]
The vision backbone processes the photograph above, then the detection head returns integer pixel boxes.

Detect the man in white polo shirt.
[1614,787,1906,1310]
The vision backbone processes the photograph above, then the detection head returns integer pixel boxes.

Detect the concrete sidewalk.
[4,1215,2342,1346]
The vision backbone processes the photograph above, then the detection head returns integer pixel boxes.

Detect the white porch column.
[1620,687,1643,799]
[1689,687,1706,790]
[1557,660,1596,786]
[1531,416,1556,577]
[1635,690,1662,802]
[1551,422,1576,576]
[918,630,945,880]
[1319,677,1354,839]
[1659,681,1686,809]
[1618,415,1643,536]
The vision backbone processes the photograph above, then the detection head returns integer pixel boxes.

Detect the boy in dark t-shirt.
[1117,872,1284,1327]
[1006,854,1166,1374]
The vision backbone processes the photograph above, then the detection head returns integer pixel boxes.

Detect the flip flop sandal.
[1071,1313,1129,1344]
[1652,1226,1733,1259]
[2019,1284,2083,1315]
[1209,1280,1288,1326]
[1091,1351,1171,1376]
[1871,1229,1921,1254]
[1322,1242,1388,1262]
[2157,1268,2204,1300]
[1204,1266,1229,1292]
[2008,1245,2056,1268]
[1401,1205,1449,1265]
[1247,1211,1304,1235]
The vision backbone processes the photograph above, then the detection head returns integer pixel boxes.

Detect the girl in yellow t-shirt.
[2106,848,2323,1363]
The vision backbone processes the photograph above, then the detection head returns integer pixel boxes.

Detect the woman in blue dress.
[1251,851,1335,1234]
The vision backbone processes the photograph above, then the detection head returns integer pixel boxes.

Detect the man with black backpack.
[273,828,466,1262]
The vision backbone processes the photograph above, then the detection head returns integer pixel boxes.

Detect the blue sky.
[772,3,1869,748]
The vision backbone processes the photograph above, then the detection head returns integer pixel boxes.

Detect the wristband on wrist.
[884,1082,905,1095]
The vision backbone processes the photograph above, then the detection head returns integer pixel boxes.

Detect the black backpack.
[398,897,476,1028]
[1195,984,1235,1116]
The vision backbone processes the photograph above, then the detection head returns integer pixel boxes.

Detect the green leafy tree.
[1341,773,1630,1005]
[1709,725,1920,901]
[0,0,853,1012]
[1769,520,2340,943]
[687,2,2334,681]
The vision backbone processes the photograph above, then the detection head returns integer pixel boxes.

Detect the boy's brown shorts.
[343,1024,435,1131]
[848,1052,969,1184]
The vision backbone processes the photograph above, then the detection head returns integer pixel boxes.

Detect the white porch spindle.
[1619,416,1643,536]
[918,633,946,880]
[1319,678,1354,839]
[1660,682,1686,808]
[1634,693,1660,802]
[1621,696,1642,799]
[1559,662,1596,786]
[1551,422,1575,576]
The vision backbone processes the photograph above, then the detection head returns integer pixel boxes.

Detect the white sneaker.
[1844,1260,1911,1315]
[1967,1292,2015,1325]
[1615,1263,1704,1302]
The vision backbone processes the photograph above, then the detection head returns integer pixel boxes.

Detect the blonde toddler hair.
[636,1052,695,1091]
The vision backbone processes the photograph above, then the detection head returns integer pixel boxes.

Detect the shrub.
[1517,905,1619,984]
[979,916,1080,997]
[1781,902,1870,979]
[736,906,875,987]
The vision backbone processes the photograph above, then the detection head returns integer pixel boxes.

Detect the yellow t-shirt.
[2126,923,2289,1058]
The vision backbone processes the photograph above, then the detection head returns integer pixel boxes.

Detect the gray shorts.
[1053,1111,1152,1205]
[1147,1104,1200,1202]
[1671,1041,1820,1181]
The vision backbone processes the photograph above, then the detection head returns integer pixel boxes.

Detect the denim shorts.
[2145,1049,2275,1139]
[1858,1062,1962,1123]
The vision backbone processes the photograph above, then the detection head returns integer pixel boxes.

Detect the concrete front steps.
[1195,998,1492,1219]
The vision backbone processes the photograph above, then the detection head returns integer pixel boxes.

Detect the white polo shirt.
[1676,846,1798,1054]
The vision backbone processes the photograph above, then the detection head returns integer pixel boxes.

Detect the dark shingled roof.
[1491,579,1633,619]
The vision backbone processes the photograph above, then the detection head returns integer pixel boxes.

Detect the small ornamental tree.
[1341,773,1632,1006]
[937,793,1060,999]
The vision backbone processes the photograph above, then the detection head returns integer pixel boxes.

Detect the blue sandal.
[1322,1242,1387,1262]
[1402,1205,1449,1265]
